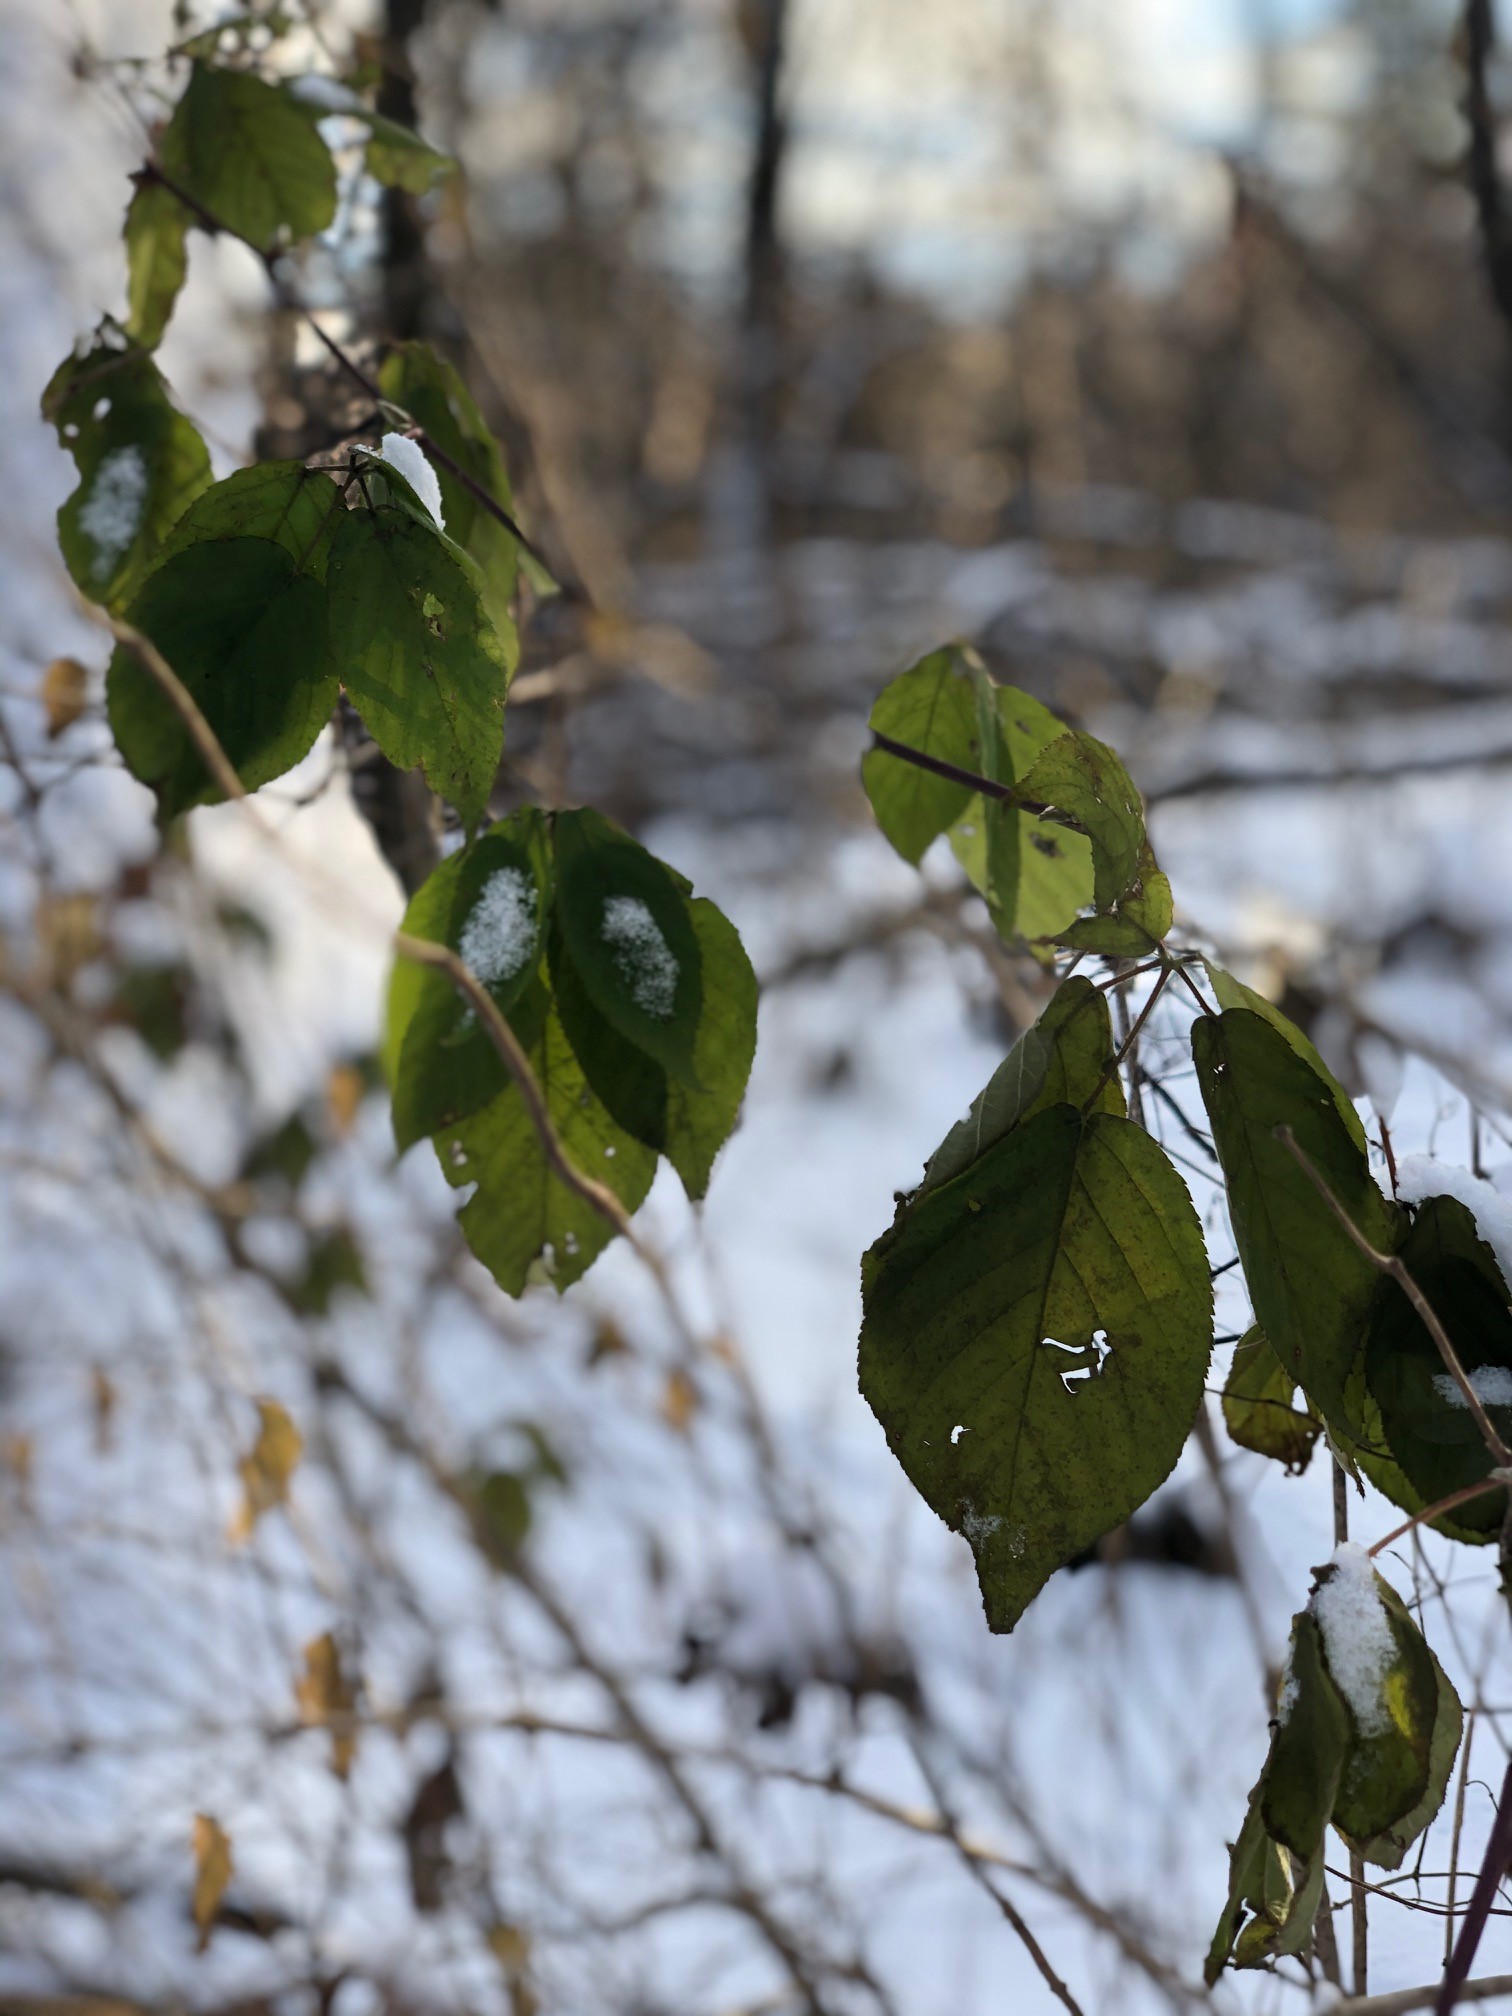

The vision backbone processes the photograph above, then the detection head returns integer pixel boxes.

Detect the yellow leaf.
[40,655,89,737]
[3,1433,34,1514]
[230,1397,303,1542]
[325,1061,365,1136]
[294,1630,358,1778]
[191,1813,232,1949]
[660,1367,698,1435]
[91,1367,116,1454]
[36,892,101,986]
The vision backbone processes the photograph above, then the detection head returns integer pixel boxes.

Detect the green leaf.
[278,1223,366,1315]
[436,985,657,1296]
[160,65,337,249]
[861,646,982,864]
[948,681,1095,942]
[1350,1638,1463,1871]
[550,895,757,1200]
[1052,915,1159,958]
[1207,1615,1346,1981]
[1262,1615,1351,1857]
[107,535,337,817]
[385,813,552,1151]
[859,1104,1212,1632]
[1192,1009,1400,1437]
[1222,1328,1320,1474]
[1015,730,1146,912]
[1338,1369,1493,1547]
[918,975,1123,1197]
[1362,1195,1512,1536]
[327,504,511,822]
[473,1469,532,1562]
[1204,961,1366,1154]
[364,115,455,194]
[123,180,190,349]
[1314,1556,1443,1851]
[43,335,210,611]
[378,343,517,632]
[158,462,343,579]
[551,809,704,1087]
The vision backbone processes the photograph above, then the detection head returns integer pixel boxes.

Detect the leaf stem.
[866,728,1080,828]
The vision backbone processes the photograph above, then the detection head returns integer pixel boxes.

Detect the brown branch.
[1436,1756,1512,2016]
[1463,0,1512,335]
[866,729,1079,828]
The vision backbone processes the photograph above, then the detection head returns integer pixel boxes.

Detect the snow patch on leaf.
[458,867,536,990]
[79,446,148,581]
[601,894,678,1018]
[1432,1364,1512,1409]
[1396,1154,1512,1295]
[377,432,445,531]
[1312,1543,1395,1738]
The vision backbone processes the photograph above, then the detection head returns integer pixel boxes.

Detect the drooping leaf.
[386,812,553,1150]
[1206,1616,1347,1981]
[551,809,704,1086]
[860,646,982,864]
[947,681,1095,942]
[43,335,210,611]
[550,893,757,1199]
[1350,1639,1463,1871]
[124,179,191,349]
[1338,1368,1493,1547]
[231,1397,303,1541]
[1362,1194,1512,1537]
[160,64,337,248]
[1204,960,1366,1154]
[107,535,337,818]
[294,1631,358,1779]
[860,1104,1212,1632]
[159,461,343,579]
[1222,1328,1320,1474]
[191,1814,233,1951]
[378,343,517,630]
[326,504,512,822]
[1015,730,1146,912]
[40,656,89,738]
[436,985,657,1296]
[918,975,1123,1197]
[1193,1009,1400,1438]
[364,114,456,194]
[1313,1554,1443,1851]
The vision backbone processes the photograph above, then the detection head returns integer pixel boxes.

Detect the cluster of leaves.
[858,646,1512,1970]
[386,806,756,1294]
[44,34,759,1300]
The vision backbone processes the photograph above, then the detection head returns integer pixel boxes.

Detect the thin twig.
[1436,1756,1512,2016]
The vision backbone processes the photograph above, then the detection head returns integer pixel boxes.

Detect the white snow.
[457,867,536,989]
[1276,1661,1299,1724]
[78,446,147,582]
[1387,1156,1512,1294]
[289,74,367,114]
[1311,1543,1396,1738]
[601,894,679,1018]
[375,432,445,531]
[1431,1364,1512,1410]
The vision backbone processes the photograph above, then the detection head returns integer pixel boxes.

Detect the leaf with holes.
[435,982,656,1295]
[1193,1009,1401,1439]
[107,536,337,817]
[385,811,553,1150]
[378,343,517,630]
[918,975,1123,1197]
[1222,1329,1320,1474]
[160,65,337,248]
[327,504,512,822]
[1015,730,1147,913]
[1362,1195,1512,1537]
[860,1104,1212,1632]
[43,335,210,611]
[551,809,704,1085]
